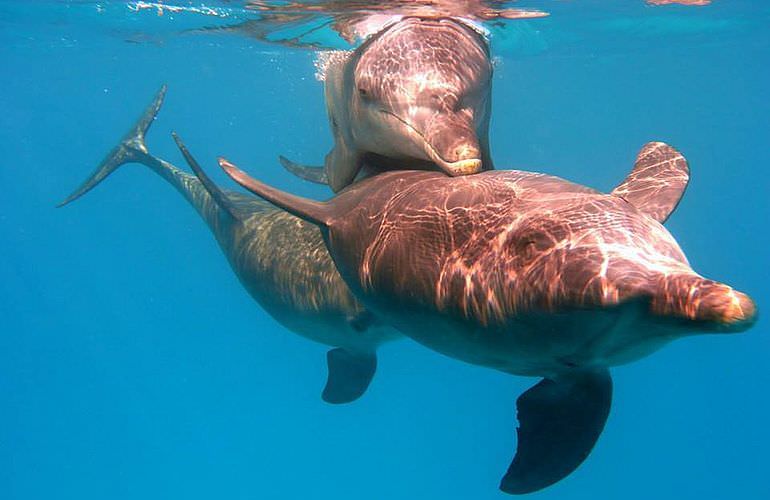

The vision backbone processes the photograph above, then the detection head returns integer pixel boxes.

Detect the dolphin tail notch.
[218,156,333,227]
[278,155,329,185]
[500,369,612,495]
[57,85,167,207]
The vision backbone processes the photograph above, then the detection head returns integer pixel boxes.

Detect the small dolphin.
[280,16,494,191]
[219,142,757,493]
[59,87,400,404]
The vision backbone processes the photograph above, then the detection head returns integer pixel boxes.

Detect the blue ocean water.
[1,1,768,499]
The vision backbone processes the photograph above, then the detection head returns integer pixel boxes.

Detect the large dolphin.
[280,16,494,192]
[218,142,757,493]
[59,87,400,404]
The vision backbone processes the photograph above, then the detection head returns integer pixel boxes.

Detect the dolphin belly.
[369,300,674,377]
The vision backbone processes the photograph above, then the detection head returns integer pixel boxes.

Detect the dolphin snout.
[651,274,758,332]
[377,107,485,176]
[422,117,484,176]
[699,287,757,331]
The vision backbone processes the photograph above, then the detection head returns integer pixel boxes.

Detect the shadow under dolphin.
[58,86,401,404]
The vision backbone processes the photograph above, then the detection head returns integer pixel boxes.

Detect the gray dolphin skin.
[59,87,400,404]
[220,143,757,494]
[280,16,494,192]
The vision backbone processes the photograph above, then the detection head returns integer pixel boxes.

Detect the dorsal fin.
[611,142,689,223]
[171,133,244,222]
[218,157,332,227]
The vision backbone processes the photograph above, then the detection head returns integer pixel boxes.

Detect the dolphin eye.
[358,87,368,97]
[519,240,538,261]
[514,231,555,262]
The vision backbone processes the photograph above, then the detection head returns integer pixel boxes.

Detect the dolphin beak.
[380,109,484,176]
[651,274,758,333]
[421,112,484,176]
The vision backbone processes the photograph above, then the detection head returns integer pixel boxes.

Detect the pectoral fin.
[611,142,689,223]
[325,143,362,193]
[500,369,612,494]
[278,155,329,185]
[322,348,377,404]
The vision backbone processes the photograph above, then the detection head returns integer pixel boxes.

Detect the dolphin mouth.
[379,109,483,176]
[438,157,483,176]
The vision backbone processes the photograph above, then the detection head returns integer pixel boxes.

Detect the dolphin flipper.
[500,370,612,495]
[611,142,689,223]
[322,348,377,404]
[325,142,363,193]
[279,155,329,185]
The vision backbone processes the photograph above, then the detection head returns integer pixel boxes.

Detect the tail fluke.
[278,155,329,185]
[57,85,167,207]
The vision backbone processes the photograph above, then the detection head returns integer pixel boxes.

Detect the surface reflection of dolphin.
[219,140,757,494]
[59,87,400,404]
[209,1,548,49]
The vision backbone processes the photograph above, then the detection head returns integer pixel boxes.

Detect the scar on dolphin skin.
[218,141,756,494]
[59,86,400,405]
